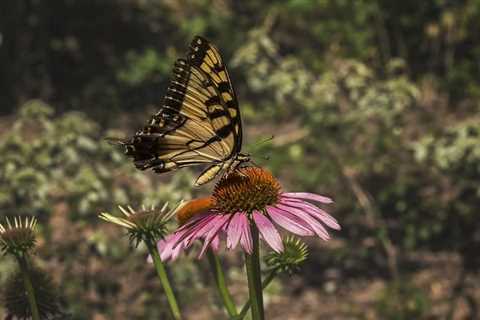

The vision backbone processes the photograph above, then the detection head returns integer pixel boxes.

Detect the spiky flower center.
[127,210,157,228]
[123,209,172,246]
[0,228,36,256]
[99,204,177,247]
[212,167,281,214]
[265,236,309,274]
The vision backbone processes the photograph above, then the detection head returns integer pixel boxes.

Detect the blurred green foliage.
[0,100,189,218]
[1,0,480,319]
[0,101,195,319]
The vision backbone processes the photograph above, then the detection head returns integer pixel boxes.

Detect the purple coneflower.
[161,166,340,261]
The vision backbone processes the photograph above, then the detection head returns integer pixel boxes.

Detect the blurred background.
[1,1,479,319]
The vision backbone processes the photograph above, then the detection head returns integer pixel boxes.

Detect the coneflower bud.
[264,236,309,274]
[0,216,37,257]
[2,266,65,319]
[99,202,180,247]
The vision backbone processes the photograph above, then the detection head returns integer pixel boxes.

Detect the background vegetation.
[1,1,479,319]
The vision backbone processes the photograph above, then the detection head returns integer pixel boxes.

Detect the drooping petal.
[283,192,333,204]
[239,215,253,254]
[176,211,212,232]
[253,211,284,253]
[280,198,340,230]
[198,215,229,258]
[276,204,330,240]
[267,206,315,236]
[160,229,189,261]
[162,214,215,261]
[211,234,220,253]
[163,214,213,258]
[147,237,169,263]
[171,241,185,260]
[157,237,168,253]
[182,214,218,247]
[227,213,244,250]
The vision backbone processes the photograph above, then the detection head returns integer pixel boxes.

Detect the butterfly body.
[118,36,249,186]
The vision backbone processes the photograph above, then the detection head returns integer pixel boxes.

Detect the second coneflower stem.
[237,269,277,320]
[207,250,238,317]
[17,255,40,320]
[245,224,264,320]
[147,241,182,320]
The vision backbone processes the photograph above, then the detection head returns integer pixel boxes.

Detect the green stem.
[17,255,40,320]
[207,250,238,317]
[147,241,182,320]
[236,270,277,320]
[244,224,264,320]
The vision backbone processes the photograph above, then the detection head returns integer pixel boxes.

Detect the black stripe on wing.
[123,59,234,173]
[188,36,243,154]
[119,36,246,186]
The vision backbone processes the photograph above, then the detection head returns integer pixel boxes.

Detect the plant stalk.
[147,241,182,320]
[244,224,264,320]
[17,255,40,320]
[237,269,277,320]
[207,250,238,317]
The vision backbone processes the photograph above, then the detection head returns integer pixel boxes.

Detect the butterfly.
[115,36,249,186]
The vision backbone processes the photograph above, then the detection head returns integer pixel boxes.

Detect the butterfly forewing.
[188,36,242,155]
[121,36,245,185]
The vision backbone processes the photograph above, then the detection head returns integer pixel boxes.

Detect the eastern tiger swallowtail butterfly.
[112,36,250,186]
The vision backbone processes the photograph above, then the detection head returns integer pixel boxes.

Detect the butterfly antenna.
[104,137,126,146]
[246,135,274,154]
[245,135,274,166]
[254,135,274,148]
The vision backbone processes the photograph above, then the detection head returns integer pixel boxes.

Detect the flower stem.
[207,250,238,317]
[237,270,277,320]
[147,241,182,320]
[244,224,264,320]
[17,255,40,320]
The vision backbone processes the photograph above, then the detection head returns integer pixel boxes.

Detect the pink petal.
[253,211,284,253]
[281,198,340,230]
[227,213,244,250]
[198,215,229,258]
[211,234,220,253]
[276,204,330,240]
[160,213,216,261]
[157,238,168,252]
[160,247,174,261]
[171,242,185,260]
[267,206,315,236]
[150,236,171,262]
[283,192,333,204]
[182,214,218,247]
[176,212,212,232]
[161,230,188,261]
[239,215,253,254]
